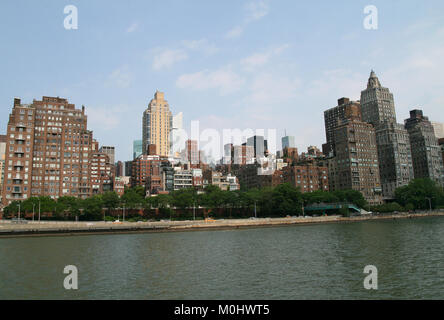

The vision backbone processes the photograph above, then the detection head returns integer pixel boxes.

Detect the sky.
[1,0,444,162]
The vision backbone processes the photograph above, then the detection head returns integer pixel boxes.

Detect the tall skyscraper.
[405,110,444,186]
[142,91,172,157]
[246,135,268,160]
[323,97,361,156]
[360,70,396,126]
[171,112,184,158]
[282,135,296,150]
[1,97,95,205]
[360,71,414,199]
[133,140,142,159]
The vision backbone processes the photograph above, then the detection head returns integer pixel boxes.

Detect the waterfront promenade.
[1,211,444,237]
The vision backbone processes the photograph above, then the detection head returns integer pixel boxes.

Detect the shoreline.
[1,211,443,238]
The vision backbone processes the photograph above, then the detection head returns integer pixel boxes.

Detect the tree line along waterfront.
[2,178,443,222]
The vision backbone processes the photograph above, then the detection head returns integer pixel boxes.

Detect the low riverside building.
[173,168,193,190]
[203,171,240,191]
[282,163,329,193]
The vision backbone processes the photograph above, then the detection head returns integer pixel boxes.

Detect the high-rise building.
[142,91,172,157]
[99,146,115,164]
[124,160,133,178]
[171,112,184,158]
[438,138,444,166]
[233,145,254,165]
[90,150,113,194]
[360,70,396,126]
[1,97,95,205]
[432,121,444,139]
[405,110,444,186]
[328,119,383,205]
[185,139,199,166]
[323,97,361,156]
[360,71,414,199]
[0,135,6,200]
[282,135,296,150]
[133,140,143,160]
[115,160,124,177]
[246,135,268,160]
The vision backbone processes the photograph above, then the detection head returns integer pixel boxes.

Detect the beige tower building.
[142,91,172,157]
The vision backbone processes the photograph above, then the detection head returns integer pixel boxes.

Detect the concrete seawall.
[1,212,444,238]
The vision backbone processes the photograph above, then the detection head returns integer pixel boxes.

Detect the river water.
[1,217,444,299]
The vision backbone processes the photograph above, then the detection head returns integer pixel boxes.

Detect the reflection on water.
[1,217,444,299]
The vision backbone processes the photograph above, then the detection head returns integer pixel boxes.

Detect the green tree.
[102,191,120,215]
[82,195,103,220]
[395,178,444,210]
[121,187,145,209]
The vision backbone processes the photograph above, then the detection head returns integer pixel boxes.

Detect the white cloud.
[241,44,289,71]
[176,68,245,95]
[86,106,124,131]
[245,72,301,106]
[225,26,244,39]
[152,49,188,70]
[126,22,138,33]
[245,0,269,22]
[106,65,132,88]
[225,1,270,39]
[181,39,219,55]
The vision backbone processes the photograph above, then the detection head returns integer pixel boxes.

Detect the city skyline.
[1,1,444,162]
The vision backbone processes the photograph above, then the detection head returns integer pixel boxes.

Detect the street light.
[32,203,35,222]
[123,204,125,222]
[38,200,41,223]
[425,197,432,212]
[18,203,21,221]
[254,200,257,218]
[193,201,196,220]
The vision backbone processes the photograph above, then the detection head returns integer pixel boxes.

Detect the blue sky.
[1,0,444,161]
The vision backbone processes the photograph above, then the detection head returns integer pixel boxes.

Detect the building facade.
[142,91,172,157]
[99,146,115,165]
[1,97,97,205]
[432,122,444,139]
[328,119,383,205]
[438,138,444,166]
[133,140,142,160]
[282,163,329,193]
[246,135,268,160]
[0,135,6,200]
[323,97,362,156]
[405,110,444,186]
[282,135,296,150]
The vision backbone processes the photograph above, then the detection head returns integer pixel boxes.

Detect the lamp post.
[18,203,21,221]
[32,203,35,222]
[38,200,41,223]
[123,204,125,222]
[425,197,432,212]
[193,201,196,221]
[254,200,257,218]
